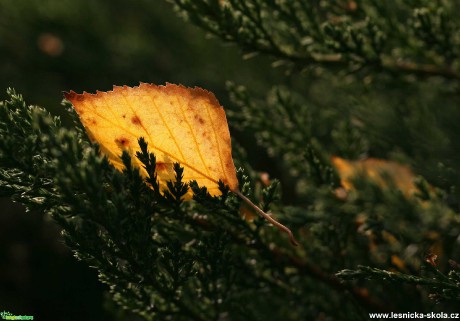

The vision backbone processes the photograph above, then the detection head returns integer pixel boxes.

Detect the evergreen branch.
[185,204,391,313]
[311,55,460,80]
[186,188,390,314]
[380,58,460,80]
[170,0,460,81]
[337,262,460,302]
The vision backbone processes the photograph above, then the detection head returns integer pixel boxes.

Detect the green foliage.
[170,0,460,77]
[2,0,460,320]
[338,260,460,303]
[0,90,292,320]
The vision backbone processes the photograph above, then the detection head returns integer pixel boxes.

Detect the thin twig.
[234,189,299,246]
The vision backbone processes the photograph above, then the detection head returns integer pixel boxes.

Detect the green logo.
[0,310,34,320]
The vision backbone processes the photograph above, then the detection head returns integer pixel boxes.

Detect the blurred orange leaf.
[331,156,418,197]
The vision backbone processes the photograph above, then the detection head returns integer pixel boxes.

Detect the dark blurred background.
[0,1,285,319]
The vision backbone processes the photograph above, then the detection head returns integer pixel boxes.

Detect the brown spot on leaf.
[115,137,130,148]
[131,115,142,126]
[195,115,205,125]
[122,114,126,119]
[156,162,167,171]
[87,118,97,125]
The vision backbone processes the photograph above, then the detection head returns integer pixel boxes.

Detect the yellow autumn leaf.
[331,156,417,197]
[64,83,238,199]
[64,83,298,245]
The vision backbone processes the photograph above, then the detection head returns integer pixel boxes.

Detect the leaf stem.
[234,190,299,246]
